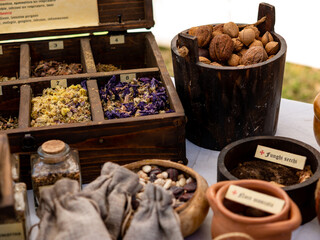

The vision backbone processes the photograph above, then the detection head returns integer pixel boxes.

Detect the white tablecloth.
[185,98,320,240]
[28,98,320,239]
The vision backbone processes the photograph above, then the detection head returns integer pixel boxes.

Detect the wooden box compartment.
[0,43,20,79]
[0,0,186,188]
[0,85,20,127]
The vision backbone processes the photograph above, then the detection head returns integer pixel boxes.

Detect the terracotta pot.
[206,179,302,240]
[124,159,209,237]
[217,136,320,224]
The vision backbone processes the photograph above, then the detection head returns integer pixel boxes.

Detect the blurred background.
[149,0,320,103]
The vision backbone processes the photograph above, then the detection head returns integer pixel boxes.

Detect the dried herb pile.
[31,84,91,127]
[96,63,119,72]
[32,60,83,77]
[100,76,174,119]
[0,76,17,82]
[0,115,18,130]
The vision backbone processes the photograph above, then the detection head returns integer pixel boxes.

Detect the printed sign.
[120,73,136,83]
[49,40,64,50]
[0,0,99,34]
[0,222,25,240]
[225,184,285,215]
[50,79,67,88]
[110,35,125,45]
[255,145,306,170]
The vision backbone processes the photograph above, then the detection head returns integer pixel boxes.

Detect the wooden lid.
[42,140,66,154]
[0,0,154,41]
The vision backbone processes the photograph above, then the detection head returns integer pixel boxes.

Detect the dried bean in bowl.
[136,165,197,209]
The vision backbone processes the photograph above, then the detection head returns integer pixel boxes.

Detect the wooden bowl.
[217,136,320,224]
[123,159,209,237]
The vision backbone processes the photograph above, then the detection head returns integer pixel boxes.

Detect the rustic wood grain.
[87,80,104,122]
[258,2,276,34]
[80,38,96,73]
[20,44,30,79]
[18,85,32,129]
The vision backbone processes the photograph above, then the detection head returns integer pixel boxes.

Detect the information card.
[0,0,99,34]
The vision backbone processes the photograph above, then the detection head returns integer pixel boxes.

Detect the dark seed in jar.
[170,186,184,198]
[184,181,197,192]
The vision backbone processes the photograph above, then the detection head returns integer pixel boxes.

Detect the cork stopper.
[42,140,66,154]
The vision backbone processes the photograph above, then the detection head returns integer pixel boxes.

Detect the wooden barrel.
[171,3,287,150]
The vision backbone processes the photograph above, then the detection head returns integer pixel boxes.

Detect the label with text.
[0,222,25,240]
[50,79,67,88]
[49,40,64,50]
[225,184,285,214]
[0,0,99,34]
[110,35,125,45]
[120,73,136,83]
[255,145,306,170]
[0,45,2,55]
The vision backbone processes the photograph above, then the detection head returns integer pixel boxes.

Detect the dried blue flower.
[100,76,174,119]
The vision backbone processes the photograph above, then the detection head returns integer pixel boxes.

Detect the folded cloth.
[80,162,142,240]
[36,178,111,240]
[123,183,184,240]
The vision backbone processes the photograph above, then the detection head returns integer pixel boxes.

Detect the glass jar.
[31,140,81,204]
[0,183,29,240]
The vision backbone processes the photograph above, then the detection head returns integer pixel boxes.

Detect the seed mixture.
[32,60,83,77]
[0,76,17,82]
[231,160,313,187]
[31,84,91,127]
[100,76,174,119]
[0,115,18,130]
[96,63,119,72]
[133,165,197,210]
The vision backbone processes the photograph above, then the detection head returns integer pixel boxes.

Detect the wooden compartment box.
[0,0,186,188]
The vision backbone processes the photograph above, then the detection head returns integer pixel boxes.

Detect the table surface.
[28,98,320,240]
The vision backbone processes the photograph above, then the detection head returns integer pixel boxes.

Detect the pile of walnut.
[135,165,197,209]
[183,19,279,66]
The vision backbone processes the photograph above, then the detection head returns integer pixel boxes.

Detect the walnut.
[209,34,234,62]
[239,28,255,46]
[232,38,243,52]
[261,31,274,46]
[265,41,279,55]
[189,25,213,48]
[237,48,248,58]
[178,46,189,57]
[199,56,211,64]
[212,24,224,38]
[227,54,240,66]
[240,46,267,65]
[223,22,239,38]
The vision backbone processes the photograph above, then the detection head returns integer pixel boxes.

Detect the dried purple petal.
[167,168,179,181]
[184,181,197,192]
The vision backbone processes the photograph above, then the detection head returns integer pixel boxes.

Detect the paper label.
[49,40,64,50]
[120,73,136,83]
[0,0,99,34]
[0,45,3,55]
[225,185,285,215]
[0,222,25,240]
[110,35,125,45]
[50,79,67,88]
[255,145,306,170]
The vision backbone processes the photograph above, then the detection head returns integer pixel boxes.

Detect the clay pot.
[217,136,320,224]
[313,91,320,146]
[124,159,209,237]
[206,179,302,240]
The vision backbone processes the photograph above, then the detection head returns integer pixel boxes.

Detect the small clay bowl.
[217,136,320,224]
[124,159,209,237]
[207,179,301,240]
